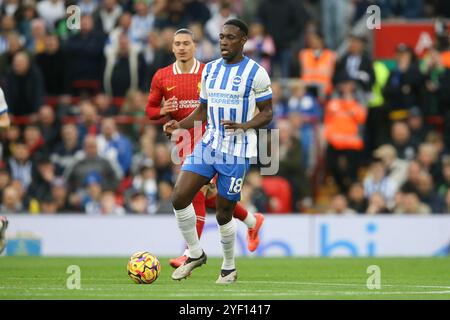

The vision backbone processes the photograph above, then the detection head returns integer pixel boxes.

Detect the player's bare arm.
[222,99,273,131]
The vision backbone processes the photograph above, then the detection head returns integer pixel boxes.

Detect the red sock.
[192,191,206,239]
[205,194,249,221]
[233,203,249,221]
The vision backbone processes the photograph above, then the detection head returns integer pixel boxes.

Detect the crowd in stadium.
[0,0,450,215]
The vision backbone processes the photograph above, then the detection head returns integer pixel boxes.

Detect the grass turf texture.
[0,257,449,300]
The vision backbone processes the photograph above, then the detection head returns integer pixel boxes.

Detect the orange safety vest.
[299,49,336,96]
[324,98,367,150]
[441,51,450,69]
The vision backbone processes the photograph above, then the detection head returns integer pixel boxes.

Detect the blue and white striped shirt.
[199,56,272,158]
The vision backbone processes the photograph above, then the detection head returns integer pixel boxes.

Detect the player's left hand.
[221,120,247,134]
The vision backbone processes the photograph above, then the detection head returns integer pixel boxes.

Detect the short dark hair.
[224,19,249,36]
[174,28,195,41]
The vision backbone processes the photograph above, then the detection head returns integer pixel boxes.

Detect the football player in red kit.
[146,28,264,268]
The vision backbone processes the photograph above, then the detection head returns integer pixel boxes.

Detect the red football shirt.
[146,59,205,160]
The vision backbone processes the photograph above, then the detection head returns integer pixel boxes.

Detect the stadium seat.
[261,176,293,213]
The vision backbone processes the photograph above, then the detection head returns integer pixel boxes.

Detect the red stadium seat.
[261,176,293,214]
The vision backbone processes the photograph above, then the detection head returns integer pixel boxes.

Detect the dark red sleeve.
[146,70,164,120]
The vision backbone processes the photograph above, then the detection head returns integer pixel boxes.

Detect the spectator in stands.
[27,157,55,205]
[37,105,60,147]
[188,22,218,62]
[3,51,44,116]
[131,127,156,175]
[373,144,409,189]
[35,34,69,96]
[27,18,47,54]
[103,33,148,97]
[120,89,146,142]
[143,30,160,71]
[394,186,431,215]
[420,46,449,116]
[277,119,309,211]
[366,192,391,215]
[269,81,288,126]
[23,125,47,160]
[0,168,11,202]
[244,20,276,76]
[65,14,106,94]
[298,30,335,100]
[417,143,440,180]
[407,107,429,147]
[96,117,133,178]
[184,0,211,26]
[131,159,158,214]
[107,12,135,49]
[415,172,445,213]
[51,177,70,213]
[205,1,237,48]
[126,189,150,214]
[0,15,19,55]
[99,190,125,215]
[243,169,269,213]
[151,27,176,73]
[14,0,38,47]
[384,43,424,114]
[39,194,58,214]
[92,0,123,35]
[93,93,119,117]
[153,142,173,183]
[77,100,100,142]
[51,123,81,176]
[401,160,424,192]
[64,135,119,197]
[327,194,356,215]
[365,60,390,158]
[81,172,103,214]
[438,156,450,199]
[36,0,65,31]
[389,121,417,161]
[334,33,375,105]
[129,0,154,45]
[156,180,174,214]
[0,185,23,213]
[320,0,349,50]
[0,32,25,76]
[155,0,191,30]
[7,140,33,191]
[287,80,322,170]
[79,0,99,15]
[324,77,367,192]
[347,182,368,213]
[1,124,20,159]
[363,158,398,208]
[257,0,307,77]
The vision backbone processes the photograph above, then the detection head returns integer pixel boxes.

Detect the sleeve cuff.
[255,94,272,103]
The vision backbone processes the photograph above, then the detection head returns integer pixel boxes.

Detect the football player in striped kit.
[146,28,264,270]
[164,20,273,283]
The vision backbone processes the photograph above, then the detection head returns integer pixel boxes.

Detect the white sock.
[218,219,237,270]
[174,204,202,258]
[243,212,257,228]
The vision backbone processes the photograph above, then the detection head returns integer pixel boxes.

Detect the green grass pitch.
[1,257,449,300]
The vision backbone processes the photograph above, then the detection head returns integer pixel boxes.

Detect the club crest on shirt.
[232,76,242,87]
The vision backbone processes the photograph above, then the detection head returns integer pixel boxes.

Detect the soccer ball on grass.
[127,251,161,284]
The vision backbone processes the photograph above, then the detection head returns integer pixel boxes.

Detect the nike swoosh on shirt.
[167,86,177,91]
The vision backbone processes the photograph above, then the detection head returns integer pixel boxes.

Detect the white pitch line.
[239,281,450,290]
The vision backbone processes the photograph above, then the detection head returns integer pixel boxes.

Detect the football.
[127,251,161,284]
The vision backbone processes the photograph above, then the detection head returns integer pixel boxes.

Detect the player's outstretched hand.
[161,96,179,116]
[163,120,180,137]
